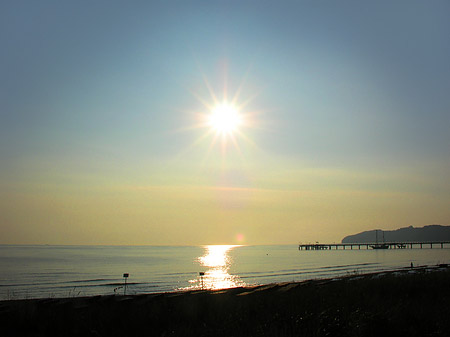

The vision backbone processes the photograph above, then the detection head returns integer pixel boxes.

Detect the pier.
[298,241,450,250]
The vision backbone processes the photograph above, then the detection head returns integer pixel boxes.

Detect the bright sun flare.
[208,103,242,135]
[186,72,260,156]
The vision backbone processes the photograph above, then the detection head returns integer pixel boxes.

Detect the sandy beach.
[1,265,449,337]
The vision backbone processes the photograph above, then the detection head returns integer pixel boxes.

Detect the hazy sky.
[1,1,449,245]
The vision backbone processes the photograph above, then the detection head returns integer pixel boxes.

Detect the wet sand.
[1,265,449,336]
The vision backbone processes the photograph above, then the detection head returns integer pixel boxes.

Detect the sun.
[182,69,261,157]
[208,102,242,135]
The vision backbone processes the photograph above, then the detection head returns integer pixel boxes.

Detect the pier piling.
[298,241,450,251]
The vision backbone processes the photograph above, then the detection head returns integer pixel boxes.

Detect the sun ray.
[176,64,266,164]
[229,133,243,158]
[235,90,261,112]
[188,89,215,112]
[192,54,219,106]
[202,74,219,105]
[223,61,228,102]
[230,66,252,107]
[171,129,217,162]
[235,129,259,150]
[201,132,221,166]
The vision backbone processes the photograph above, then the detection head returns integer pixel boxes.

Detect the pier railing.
[298,241,450,250]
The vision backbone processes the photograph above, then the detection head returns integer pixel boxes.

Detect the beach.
[1,265,449,337]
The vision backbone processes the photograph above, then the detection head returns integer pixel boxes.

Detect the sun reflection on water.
[186,245,245,290]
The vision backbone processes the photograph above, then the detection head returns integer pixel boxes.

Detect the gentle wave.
[2,245,449,300]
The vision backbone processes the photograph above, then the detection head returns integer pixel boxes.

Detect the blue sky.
[1,1,449,244]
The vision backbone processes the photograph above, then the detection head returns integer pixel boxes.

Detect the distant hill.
[342,225,450,243]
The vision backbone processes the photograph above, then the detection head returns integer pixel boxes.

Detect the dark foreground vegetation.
[1,266,449,337]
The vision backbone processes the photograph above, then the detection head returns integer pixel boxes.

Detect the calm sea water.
[1,244,449,300]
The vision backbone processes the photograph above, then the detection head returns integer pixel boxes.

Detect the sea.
[1,244,450,300]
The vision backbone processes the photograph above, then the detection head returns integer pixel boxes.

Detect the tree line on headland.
[342,224,450,243]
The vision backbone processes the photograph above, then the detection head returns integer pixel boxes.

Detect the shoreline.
[1,263,445,302]
[1,264,449,336]
[1,261,444,301]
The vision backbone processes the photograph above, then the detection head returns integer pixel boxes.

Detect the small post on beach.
[199,272,205,290]
[123,273,129,295]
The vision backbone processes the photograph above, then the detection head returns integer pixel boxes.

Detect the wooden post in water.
[199,272,205,290]
[123,273,129,295]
